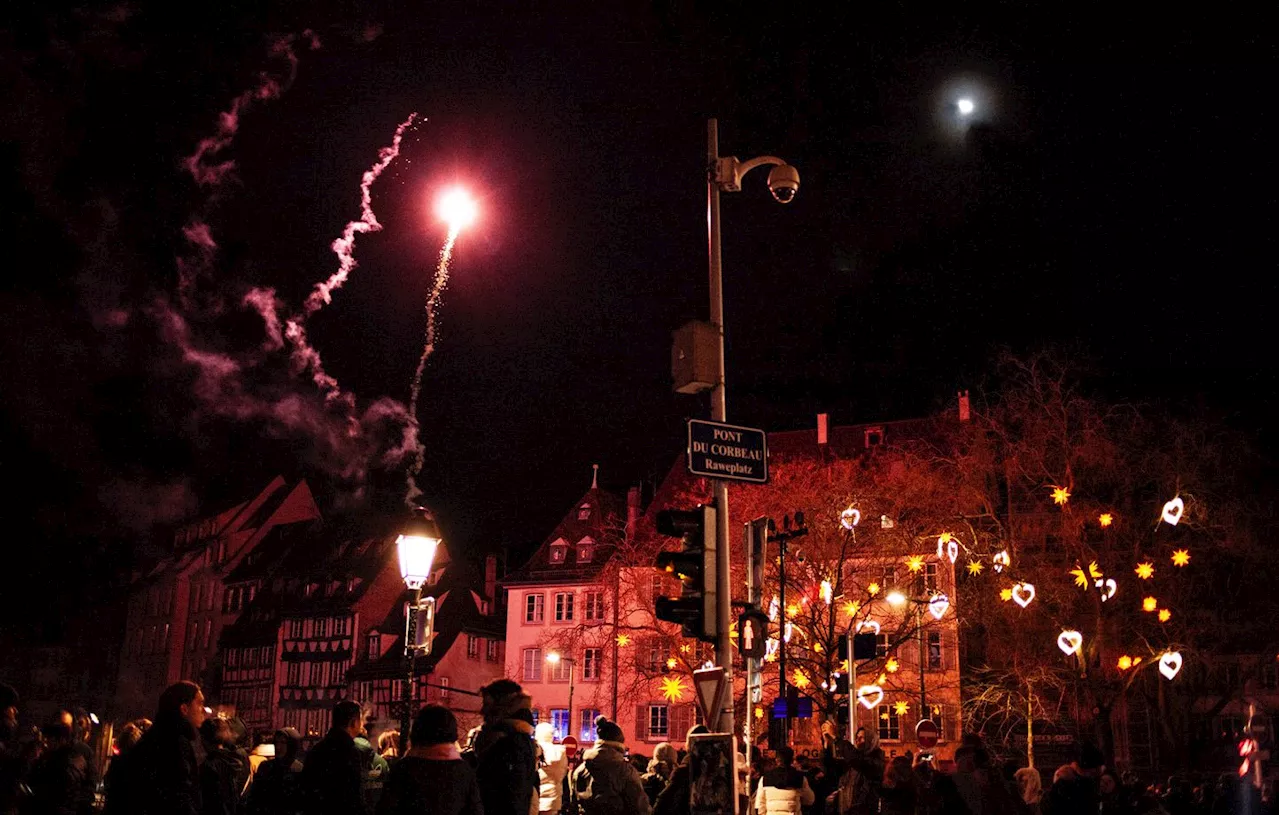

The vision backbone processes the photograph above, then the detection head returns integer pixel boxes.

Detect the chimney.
[484,554,497,604]
[591,463,599,490]
[626,485,642,540]
[958,390,971,422]
[817,413,829,445]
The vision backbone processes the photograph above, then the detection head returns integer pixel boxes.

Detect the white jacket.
[535,730,569,813]
[755,770,815,815]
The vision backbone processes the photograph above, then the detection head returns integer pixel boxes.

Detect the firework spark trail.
[403,229,458,506]
[302,112,420,315]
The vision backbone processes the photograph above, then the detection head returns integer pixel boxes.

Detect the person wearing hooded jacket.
[534,722,568,814]
[569,716,649,815]
[245,728,303,815]
[118,681,207,815]
[639,743,677,806]
[823,725,884,815]
[755,746,815,815]
[651,724,709,815]
[376,705,482,815]
[471,680,539,815]
[200,717,249,815]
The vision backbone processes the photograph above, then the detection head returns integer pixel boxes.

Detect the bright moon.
[957,98,975,115]
[437,188,478,231]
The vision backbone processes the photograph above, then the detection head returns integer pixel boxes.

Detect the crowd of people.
[0,679,1271,815]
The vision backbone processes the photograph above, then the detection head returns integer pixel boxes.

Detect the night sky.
[1,3,1273,625]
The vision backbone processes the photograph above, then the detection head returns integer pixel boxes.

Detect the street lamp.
[882,579,932,721]
[397,506,442,752]
[706,119,798,735]
[546,652,575,741]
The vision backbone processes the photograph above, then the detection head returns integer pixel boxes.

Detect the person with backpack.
[570,716,650,815]
[468,680,538,815]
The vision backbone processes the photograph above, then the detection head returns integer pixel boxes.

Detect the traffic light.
[654,505,717,642]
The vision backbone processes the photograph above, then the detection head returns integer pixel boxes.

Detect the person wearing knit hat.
[569,716,650,815]
[470,680,539,815]
[377,705,483,815]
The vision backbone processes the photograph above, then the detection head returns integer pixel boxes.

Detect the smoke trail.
[403,228,458,505]
[302,112,419,315]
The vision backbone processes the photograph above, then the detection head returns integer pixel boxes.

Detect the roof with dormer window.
[501,485,626,586]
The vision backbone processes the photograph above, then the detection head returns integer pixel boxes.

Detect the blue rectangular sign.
[687,419,768,483]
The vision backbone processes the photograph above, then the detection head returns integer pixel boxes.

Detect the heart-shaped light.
[1159,651,1183,680]
[993,551,1010,573]
[1161,496,1184,526]
[856,685,884,709]
[1012,582,1036,608]
[947,540,959,564]
[928,593,950,620]
[1057,630,1083,656]
[841,507,861,530]
[1095,578,1117,601]
[857,620,881,635]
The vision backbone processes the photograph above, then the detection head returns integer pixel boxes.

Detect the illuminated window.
[367,634,380,661]
[928,632,943,670]
[467,636,480,659]
[486,640,499,662]
[550,541,568,564]
[925,562,940,594]
[648,705,669,738]
[438,676,450,703]
[577,504,591,521]
[864,427,884,448]
[577,537,595,563]
[579,709,601,741]
[551,709,570,740]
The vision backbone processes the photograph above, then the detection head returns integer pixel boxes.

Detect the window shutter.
[636,705,648,741]
[944,629,958,672]
[670,704,692,742]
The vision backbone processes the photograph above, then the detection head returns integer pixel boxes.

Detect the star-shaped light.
[792,669,810,689]
[1135,562,1155,580]
[615,633,631,647]
[906,556,925,573]
[813,642,824,654]
[1099,513,1114,527]
[1171,549,1191,567]
[755,706,764,719]
[659,676,686,703]
[1051,486,1071,506]
[885,658,900,674]
[680,644,691,654]
[967,560,984,576]
[666,657,677,670]
[1143,597,1158,613]
[866,582,881,596]
[1158,609,1172,623]
[1071,561,1104,589]
[1000,588,1014,602]
[764,651,777,663]
[880,711,890,721]
[893,701,910,716]
[844,601,860,617]
[938,532,954,544]
[786,603,800,618]
[877,672,887,684]
[1117,655,1133,671]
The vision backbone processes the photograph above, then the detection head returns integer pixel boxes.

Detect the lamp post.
[886,579,931,720]
[546,652,575,741]
[397,507,442,753]
[706,119,798,734]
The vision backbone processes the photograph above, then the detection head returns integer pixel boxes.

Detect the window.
[584,591,605,622]
[580,709,601,742]
[577,503,591,521]
[925,562,940,594]
[367,634,380,661]
[928,705,947,741]
[648,705,669,738]
[879,703,901,741]
[486,640,499,662]
[650,574,670,603]
[551,657,572,683]
[582,648,602,681]
[577,537,595,563]
[523,648,544,682]
[880,566,896,588]
[224,587,240,614]
[927,632,943,670]
[315,618,329,638]
[876,634,891,658]
[525,594,545,624]
[162,623,170,650]
[643,640,663,674]
[438,677,451,703]
[287,662,301,685]
[550,544,567,564]
[550,709,570,741]
[865,427,884,448]
[189,623,198,651]
[554,592,575,622]
[467,636,480,659]
[289,620,303,639]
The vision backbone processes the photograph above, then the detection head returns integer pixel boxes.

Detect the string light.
[1012,583,1036,608]
[1099,513,1114,527]
[928,594,950,620]
[894,701,910,716]
[666,657,678,670]
[1135,562,1154,580]
[792,669,810,689]
[993,551,1010,573]
[841,507,861,530]
[866,582,881,596]
[1095,578,1117,602]
[967,561,984,576]
[886,657,900,673]
[1161,497,1184,526]
[820,580,833,604]
[1171,549,1191,567]
[615,633,631,647]
[1000,588,1013,602]
[660,676,686,702]
[1158,609,1172,623]
[1159,651,1183,680]
[1143,597,1158,613]
[844,601,860,617]
[786,603,800,618]
[1117,655,1133,671]
[1071,561,1103,589]
[1057,630,1083,656]
[856,685,884,709]
[907,556,925,573]
[1051,486,1071,506]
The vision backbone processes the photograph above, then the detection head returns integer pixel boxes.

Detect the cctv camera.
[767,164,800,204]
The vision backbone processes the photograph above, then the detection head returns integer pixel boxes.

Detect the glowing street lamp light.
[956,98,975,116]
[436,188,478,233]
[886,590,908,608]
[397,507,443,752]
[546,653,576,742]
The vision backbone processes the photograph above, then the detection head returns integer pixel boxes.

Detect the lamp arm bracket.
[714,155,788,192]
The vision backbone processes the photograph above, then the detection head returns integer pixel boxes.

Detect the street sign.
[687,419,768,483]
[738,610,769,661]
[693,666,727,725]
[916,719,940,749]
[561,735,578,759]
[771,695,813,719]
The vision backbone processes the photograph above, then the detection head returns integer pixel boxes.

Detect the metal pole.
[847,626,856,744]
[401,586,421,753]
[778,534,789,744]
[917,599,927,719]
[567,661,575,742]
[743,523,754,773]
[707,118,734,740]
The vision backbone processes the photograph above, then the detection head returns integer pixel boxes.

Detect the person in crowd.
[26,720,94,815]
[753,746,815,815]
[377,731,400,762]
[878,755,916,815]
[570,715,650,815]
[103,721,146,815]
[639,742,677,806]
[225,717,255,796]
[535,722,569,814]
[117,680,206,815]
[200,717,249,815]
[0,684,23,815]
[245,728,303,815]
[355,729,389,812]
[913,753,968,815]
[469,679,538,815]
[1041,743,1103,815]
[1014,767,1043,815]
[376,705,482,815]
[824,726,884,815]
[301,700,368,815]
[652,724,709,815]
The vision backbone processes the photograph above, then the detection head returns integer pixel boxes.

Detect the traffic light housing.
[654,505,717,642]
